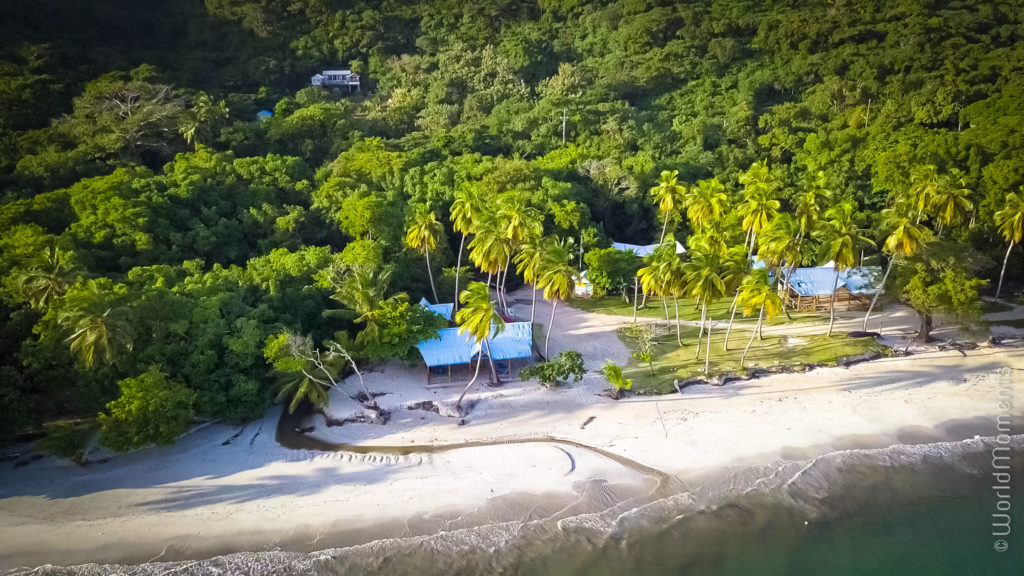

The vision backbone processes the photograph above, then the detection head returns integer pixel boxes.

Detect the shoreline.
[1,346,1021,570]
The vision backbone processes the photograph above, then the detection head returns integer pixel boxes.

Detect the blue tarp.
[419,297,454,319]
[787,266,842,296]
[840,267,882,295]
[417,327,481,367]
[785,265,881,296]
[612,240,686,258]
[488,322,533,361]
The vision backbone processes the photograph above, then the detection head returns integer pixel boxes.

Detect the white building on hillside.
[311,70,360,91]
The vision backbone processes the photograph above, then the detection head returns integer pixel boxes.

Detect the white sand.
[1,296,1022,569]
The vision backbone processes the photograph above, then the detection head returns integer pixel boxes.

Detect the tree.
[737,161,780,257]
[795,170,830,238]
[15,246,77,310]
[179,92,229,151]
[454,282,505,412]
[449,187,479,316]
[57,279,134,367]
[519,350,585,388]
[599,359,632,399]
[514,233,545,322]
[994,190,1024,300]
[264,332,378,413]
[931,170,973,237]
[683,236,727,373]
[536,237,578,359]
[650,170,686,243]
[583,247,642,298]
[98,367,195,451]
[863,205,930,329]
[737,268,784,366]
[890,243,987,342]
[328,265,398,349]
[621,323,656,377]
[720,245,751,351]
[815,202,874,336]
[685,177,729,229]
[405,204,444,303]
[909,164,940,223]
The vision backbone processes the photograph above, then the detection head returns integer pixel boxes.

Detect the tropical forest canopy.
[2,0,1022,446]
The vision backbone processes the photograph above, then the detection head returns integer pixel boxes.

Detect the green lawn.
[980,300,1015,315]
[619,324,890,394]
[569,295,822,326]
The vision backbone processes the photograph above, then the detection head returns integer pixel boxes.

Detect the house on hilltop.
[311,70,360,91]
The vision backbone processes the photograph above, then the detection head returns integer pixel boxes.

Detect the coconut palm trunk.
[501,252,512,313]
[530,287,537,323]
[660,210,670,244]
[674,297,682,345]
[425,245,439,303]
[695,301,707,359]
[544,298,558,359]
[862,256,895,330]
[704,315,713,374]
[741,303,765,366]
[483,337,500,384]
[826,270,840,336]
[455,349,486,409]
[632,278,639,323]
[996,240,1015,300]
[723,292,739,351]
[453,233,465,317]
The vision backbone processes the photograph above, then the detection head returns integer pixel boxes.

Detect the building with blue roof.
[416,321,534,385]
[782,265,881,311]
[418,297,454,320]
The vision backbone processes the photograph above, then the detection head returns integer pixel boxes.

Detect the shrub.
[520,350,586,388]
[98,367,196,451]
[36,422,92,465]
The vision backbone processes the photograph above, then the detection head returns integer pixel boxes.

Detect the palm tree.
[329,265,399,348]
[685,178,729,229]
[405,204,444,303]
[599,359,632,400]
[994,190,1024,300]
[637,242,677,322]
[497,192,542,313]
[513,232,544,323]
[909,164,940,223]
[862,205,930,329]
[650,170,686,243]
[738,161,780,257]
[536,237,578,359]
[930,170,973,237]
[815,202,874,336]
[449,187,479,316]
[16,246,77,310]
[720,245,751,351]
[179,92,229,151]
[795,170,830,238]
[468,209,510,296]
[454,282,505,412]
[57,280,134,367]
[758,213,805,314]
[737,268,784,366]
[683,237,727,373]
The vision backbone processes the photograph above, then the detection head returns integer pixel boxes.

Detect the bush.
[98,367,196,451]
[584,247,642,297]
[36,422,92,465]
[520,350,586,388]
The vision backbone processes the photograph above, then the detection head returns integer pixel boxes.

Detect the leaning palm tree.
[405,204,444,303]
[513,231,544,322]
[536,237,578,359]
[449,187,480,316]
[497,192,542,313]
[16,245,77,310]
[683,236,727,373]
[737,268,784,366]
[468,209,510,300]
[758,213,805,316]
[815,201,875,336]
[994,189,1024,300]
[57,280,134,368]
[454,282,505,412]
[720,244,752,351]
[650,170,686,243]
[685,177,729,229]
[862,205,930,329]
[637,241,678,322]
[930,170,973,237]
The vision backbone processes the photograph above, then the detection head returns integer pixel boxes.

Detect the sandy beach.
[1,295,1022,570]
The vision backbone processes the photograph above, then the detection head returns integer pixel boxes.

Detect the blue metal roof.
[840,267,882,295]
[256,110,273,119]
[787,266,842,297]
[419,297,454,319]
[416,327,481,367]
[487,322,533,361]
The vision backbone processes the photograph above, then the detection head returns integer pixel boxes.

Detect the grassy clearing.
[569,295,822,326]
[619,324,890,394]
[981,300,1016,314]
